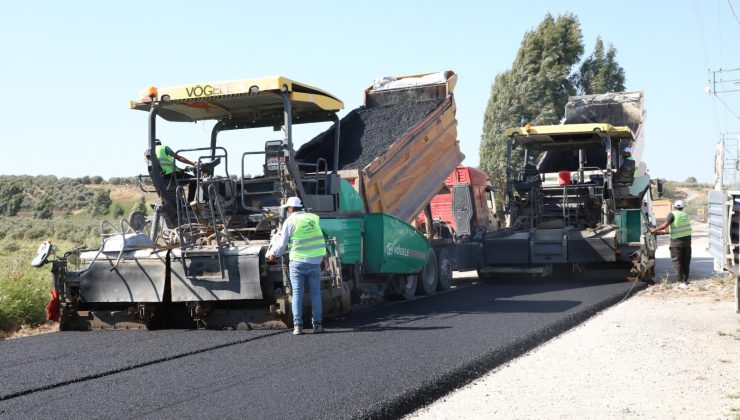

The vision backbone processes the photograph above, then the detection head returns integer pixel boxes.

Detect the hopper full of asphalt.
[296,99,445,171]
[0,276,643,419]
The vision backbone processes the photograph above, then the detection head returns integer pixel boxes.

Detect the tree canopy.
[89,189,112,217]
[574,36,626,94]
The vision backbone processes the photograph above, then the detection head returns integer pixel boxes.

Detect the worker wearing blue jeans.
[267,196,326,335]
[288,261,323,333]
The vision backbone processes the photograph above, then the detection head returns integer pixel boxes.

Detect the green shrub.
[3,241,20,253]
[0,256,49,331]
[33,197,54,219]
[0,215,109,332]
[8,228,25,240]
[89,189,112,217]
[112,203,125,219]
[132,197,148,216]
[24,226,48,241]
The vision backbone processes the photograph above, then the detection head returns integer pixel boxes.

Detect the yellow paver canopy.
[129,76,344,127]
[505,123,635,146]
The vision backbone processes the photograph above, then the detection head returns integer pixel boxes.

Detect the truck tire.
[416,249,438,295]
[436,249,453,291]
[401,275,417,300]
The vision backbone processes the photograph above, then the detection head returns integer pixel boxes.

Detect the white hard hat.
[674,200,685,209]
[623,146,632,153]
[281,196,303,208]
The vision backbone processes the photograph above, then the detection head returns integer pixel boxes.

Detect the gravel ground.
[408,221,740,419]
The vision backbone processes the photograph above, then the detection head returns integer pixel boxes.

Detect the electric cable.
[714,93,740,119]
[728,0,740,26]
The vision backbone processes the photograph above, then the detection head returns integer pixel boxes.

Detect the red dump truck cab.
[419,166,497,236]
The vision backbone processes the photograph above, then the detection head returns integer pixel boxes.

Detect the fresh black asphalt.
[0,275,643,419]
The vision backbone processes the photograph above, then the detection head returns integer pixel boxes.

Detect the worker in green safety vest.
[154,139,198,202]
[650,199,693,284]
[266,196,327,335]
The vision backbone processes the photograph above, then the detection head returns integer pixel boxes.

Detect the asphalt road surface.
[0,272,643,419]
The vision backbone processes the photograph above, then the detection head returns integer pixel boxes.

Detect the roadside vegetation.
[0,176,153,333]
[652,177,712,220]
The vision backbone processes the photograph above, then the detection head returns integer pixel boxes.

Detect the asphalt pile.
[297,98,445,171]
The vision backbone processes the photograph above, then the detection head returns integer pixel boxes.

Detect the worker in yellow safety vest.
[650,200,692,284]
[266,196,327,335]
[155,139,198,202]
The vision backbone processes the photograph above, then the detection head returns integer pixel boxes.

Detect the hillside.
[0,175,156,218]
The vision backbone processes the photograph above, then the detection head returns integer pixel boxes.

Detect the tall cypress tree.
[575,37,626,94]
[479,13,584,197]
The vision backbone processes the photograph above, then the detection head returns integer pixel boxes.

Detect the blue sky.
[0,0,737,183]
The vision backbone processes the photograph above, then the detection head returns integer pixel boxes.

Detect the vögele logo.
[385,242,410,257]
[185,85,221,98]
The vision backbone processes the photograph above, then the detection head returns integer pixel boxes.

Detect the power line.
[719,0,723,61]
[729,0,740,26]
[693,0,711,66]
[716,94,740,119]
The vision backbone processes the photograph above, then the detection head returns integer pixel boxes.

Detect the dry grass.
[642,272,735,301]
[87,184,157,201]
[0,321,56,340]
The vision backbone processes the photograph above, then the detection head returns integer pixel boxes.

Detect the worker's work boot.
[293,325,303,335]
[313,323,323,333]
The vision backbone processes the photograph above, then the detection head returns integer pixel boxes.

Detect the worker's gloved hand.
[267,254,276,263]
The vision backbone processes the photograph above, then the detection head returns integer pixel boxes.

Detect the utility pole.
[709,67,740,96]
[715,139,724,190]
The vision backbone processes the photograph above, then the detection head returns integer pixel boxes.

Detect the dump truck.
[413,165,500,279]
[475,91,657,280]
[32,71,464,329]
[296,71,464,297]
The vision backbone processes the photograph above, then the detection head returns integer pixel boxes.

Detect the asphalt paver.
[0,277,642,419]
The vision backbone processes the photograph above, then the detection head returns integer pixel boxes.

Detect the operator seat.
[613,158,635,186]
[513,164,540,191]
